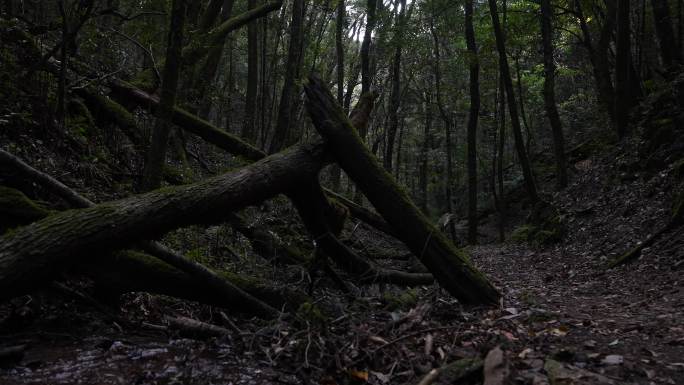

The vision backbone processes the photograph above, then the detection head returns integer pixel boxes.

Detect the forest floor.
[0,138,682,385]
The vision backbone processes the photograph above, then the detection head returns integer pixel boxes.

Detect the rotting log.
[304,75,500,305]
[0,143,329,315]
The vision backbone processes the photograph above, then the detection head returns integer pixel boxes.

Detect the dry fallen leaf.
[349,370,369,381]
[601,355,624,365]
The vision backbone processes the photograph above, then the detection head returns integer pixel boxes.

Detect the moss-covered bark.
[0,186,50,233]
[304,75,500,305]
[0,143,328,305]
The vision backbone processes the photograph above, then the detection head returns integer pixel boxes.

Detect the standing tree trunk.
[360,0,378,134]
[465,0,480,244]
[355,0,377,206]
[242,0,259,144]
[615,0,634,139]
[420,92,432,214]
[651,0,681,71]
[197,0,235,120]
[384,0,406,172]
[141,0,187,191]
[329,0,345,190]
[428,8,456,241]
[540,0,568,189]
[575,0,616,126]
[268,0,304,153]
[487,0,539,202]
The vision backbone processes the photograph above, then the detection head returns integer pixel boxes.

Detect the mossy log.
[0,184,303,312]
[76,87,146,148]
[324,189,396,237]
[0,186,50,233]
[0,143,328,315]
[304,75,500,305]
[81,250,307,311]
[108,80,265,162]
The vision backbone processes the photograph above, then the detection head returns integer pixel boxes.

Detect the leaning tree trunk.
[465,0,480,244]
[540,0,568,189]
[487,0,538,202]
[141,0,186,191]
[304,75,500,305]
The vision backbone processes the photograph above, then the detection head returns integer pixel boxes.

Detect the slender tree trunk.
[360,0,378,137]
[651,0,681,71]
[496,71,507,242]
[465,0,480,244]
[384,0,406,172]
[487,0,539,202]
[395,118,404,181]
[428,8,456,241]
[242,0,259,144]
[141,0,187,191]
[197,0,235,120]
[330,0,345,191]
[420,92,432,214]
[575,0,616,126]
[540,0,568,189]
[679,0,683,55]
[615,0,634,138]
[514,55,533,155]
[268,0,304,153]
[56,1,68,130]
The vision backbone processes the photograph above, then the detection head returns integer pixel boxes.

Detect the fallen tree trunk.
[0,182,305,313]
[0,143,328,314]
[324,189,396,237]
[227,212,309,265]
[108,80,265,162]
[304,75,500,305]
[81,250,306,310]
